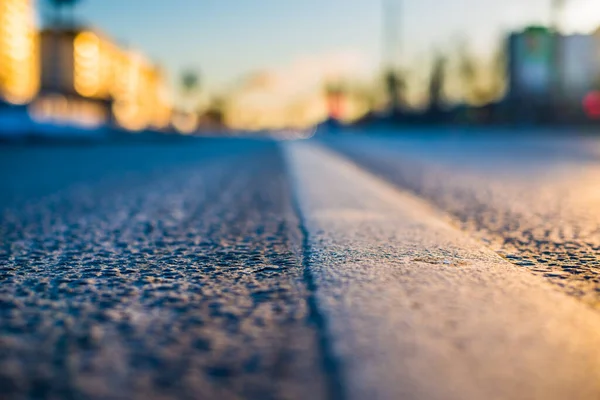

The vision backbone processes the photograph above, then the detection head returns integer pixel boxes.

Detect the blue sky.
[62,0,600,93]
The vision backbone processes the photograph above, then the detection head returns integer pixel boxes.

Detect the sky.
[44,0,600,102]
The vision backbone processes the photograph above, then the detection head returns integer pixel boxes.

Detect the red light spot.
[327,93,344,120]
[583,91,600,119]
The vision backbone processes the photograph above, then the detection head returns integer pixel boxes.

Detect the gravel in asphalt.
[3,134,600,400]
[0,140,326,400]
[325,134,600,309]
[286,142,600,400]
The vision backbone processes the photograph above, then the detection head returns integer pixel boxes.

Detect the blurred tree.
[428,54,447,113]
[180,70,201,111]
[384,69,405,113]
[354,82,379,114]
[458,44,479,103]
[202,96,226,127]
[487,45,507,102]
[181,70,200,95]
[454,39,505,106]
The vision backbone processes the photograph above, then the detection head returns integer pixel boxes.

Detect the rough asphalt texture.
[0,140,326,399]
[286,143,600,400]
[325,133,600,309]
[2,133,600,399]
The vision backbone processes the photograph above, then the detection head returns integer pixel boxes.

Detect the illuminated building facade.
[0,0,39,104]
[110,50,171,131]
[35,28,171,130]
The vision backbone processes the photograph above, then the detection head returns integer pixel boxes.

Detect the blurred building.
[556,34,599,101]
[506,26,600,122]
[31,28,171,130]
[507,27,555,106]
[0,0,39,105]
[110,49,171,131]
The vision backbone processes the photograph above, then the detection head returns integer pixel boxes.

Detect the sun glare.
[564,0,600,33]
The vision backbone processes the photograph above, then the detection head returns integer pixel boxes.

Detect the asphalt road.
[0,140,326,400]
[2,132,600,399]
[323,131,600,308]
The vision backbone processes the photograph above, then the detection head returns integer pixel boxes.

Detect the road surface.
[2,132,600,399]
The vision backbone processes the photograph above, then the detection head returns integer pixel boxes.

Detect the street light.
[383,0,402,69]
[551,0,567,32]
[382,0,405,113]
